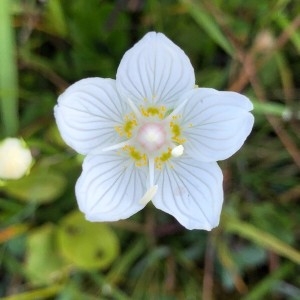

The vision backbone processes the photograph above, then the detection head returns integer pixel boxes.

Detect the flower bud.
[0,137,33,180]
[253,30,275,53]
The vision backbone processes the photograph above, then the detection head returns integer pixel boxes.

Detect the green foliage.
[3,167,67,204]
[24,224,67,286]
[57,211,120,270]
[0,0,300,299]
[0,0,19,136]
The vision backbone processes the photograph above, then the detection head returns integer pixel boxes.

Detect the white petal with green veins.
[76,152,148,221]
[116,32,195,107]
[153,156,223,230]
[54,78,127,155]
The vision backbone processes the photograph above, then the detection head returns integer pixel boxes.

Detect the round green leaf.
[57,211,120,270]
[25,224,68,286]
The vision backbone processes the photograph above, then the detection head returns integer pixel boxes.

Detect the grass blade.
[180,0,234,56]
[0,0,19,136]
[223,215,300,264]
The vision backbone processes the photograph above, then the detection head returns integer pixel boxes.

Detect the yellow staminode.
[170,115,186,145]
[115,113,137,138]
[140,105,166,119]
[123,145,147,167]
[155,148,172,169]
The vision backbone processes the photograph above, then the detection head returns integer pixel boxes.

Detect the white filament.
[139,185,158,205]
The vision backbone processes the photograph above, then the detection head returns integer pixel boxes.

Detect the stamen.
[165,98,189,121]
[139,185,158,205]
[148,157,155,187]
[101,140,131,152]
[171,145,184,157]
[126,98,142,120]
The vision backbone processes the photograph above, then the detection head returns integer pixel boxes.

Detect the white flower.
[54,32,254,230]
[0,137,32,180]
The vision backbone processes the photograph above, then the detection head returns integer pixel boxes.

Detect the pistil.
[137,123,166,152]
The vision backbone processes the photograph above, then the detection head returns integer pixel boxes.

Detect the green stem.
[1,284,62,300]
[223,214,300,264]
[0,0,19,137]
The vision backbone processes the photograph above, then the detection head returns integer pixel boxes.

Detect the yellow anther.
[171,145,184,157]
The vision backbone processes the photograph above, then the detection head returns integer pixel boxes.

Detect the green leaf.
[44,0,68,37]
[2,167,67,204]
[57,211,120,270]
[24,224,68,286]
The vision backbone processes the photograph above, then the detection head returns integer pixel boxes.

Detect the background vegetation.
[0,0,299,299]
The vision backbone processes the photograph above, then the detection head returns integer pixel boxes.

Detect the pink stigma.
[137,123,166,152]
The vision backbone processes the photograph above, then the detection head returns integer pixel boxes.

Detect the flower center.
[110,102,186,170]
[137,123,166,153]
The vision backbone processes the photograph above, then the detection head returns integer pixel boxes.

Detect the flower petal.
[152,156,223,230]
[116,32,195,107]
[75,152,148,222]
[180,88,254,162]
[54,78,128,155]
